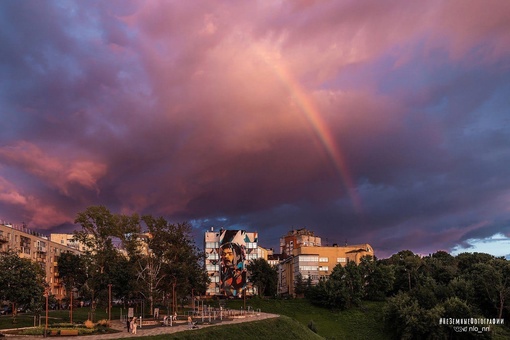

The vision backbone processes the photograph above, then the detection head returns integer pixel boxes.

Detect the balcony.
[36,246,47,253]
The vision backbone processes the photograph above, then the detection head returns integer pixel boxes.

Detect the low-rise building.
[278,243,374,296]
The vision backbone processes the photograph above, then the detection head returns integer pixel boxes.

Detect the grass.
[130,315,322,340]
[222,298,390,340]
[2,300,509,340]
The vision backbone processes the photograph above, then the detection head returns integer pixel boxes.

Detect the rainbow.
[255,48,362,212]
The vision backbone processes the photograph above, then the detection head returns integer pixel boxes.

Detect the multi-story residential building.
[0,223,82,300]
[204,228,260,297]
[262,247,284,267]
[278,243,374,296]
[280,228,322,256]
[50,233,89,252]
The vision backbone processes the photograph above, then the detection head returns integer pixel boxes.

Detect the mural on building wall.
[219,229,252,297]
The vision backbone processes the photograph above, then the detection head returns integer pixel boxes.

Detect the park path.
[2,312,279,339]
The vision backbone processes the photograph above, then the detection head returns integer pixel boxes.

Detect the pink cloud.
[0,141,107,196]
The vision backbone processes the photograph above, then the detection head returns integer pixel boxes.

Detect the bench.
[59,329,79,336]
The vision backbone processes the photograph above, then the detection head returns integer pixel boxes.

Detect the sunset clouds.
[1,0,510,257]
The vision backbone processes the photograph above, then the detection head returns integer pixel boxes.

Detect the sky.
[1,0,510,259]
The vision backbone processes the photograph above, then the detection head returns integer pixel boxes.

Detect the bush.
[96,319,110,327]
[84,320,94,329]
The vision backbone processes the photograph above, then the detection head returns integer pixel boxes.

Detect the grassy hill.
[131,315,323,340]
[223,298,390,340]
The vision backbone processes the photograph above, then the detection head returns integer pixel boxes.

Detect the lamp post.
[70,288,73,324]
[44,287,49,337]
[172,281,176,315]
[108,284,112,321]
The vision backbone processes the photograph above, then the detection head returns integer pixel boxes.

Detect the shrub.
[96,319,110,327]
[84,320,94,329]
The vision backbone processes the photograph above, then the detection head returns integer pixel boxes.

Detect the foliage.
[84,319,94,328]
[73,205,142,307]
[142,216,209,311]
[359,256,394,301]
[306,261,363,310]
[72,206,209,317]
[246,258,277,297]
[0,251,45,321]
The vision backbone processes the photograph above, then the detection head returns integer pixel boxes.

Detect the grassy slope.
[223,298,390,340]
[131,315,323,340]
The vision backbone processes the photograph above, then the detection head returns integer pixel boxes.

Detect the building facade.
[280,228,322,256]
[204,228,260,297]
[0,223,82,300]
[278,243,374,296]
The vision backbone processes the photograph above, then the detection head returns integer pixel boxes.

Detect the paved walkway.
[2,313,279,339]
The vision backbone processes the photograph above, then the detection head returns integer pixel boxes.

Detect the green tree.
[383,291,446,340]
[359,256,394,301]
[387,250,423,293]
[471,260,510,319]
[294,273,306,297]
[0,251,45,323]
[73,206,142,310]
[246,258,277,297]
[57,252,87,295]
[142,216,208,313]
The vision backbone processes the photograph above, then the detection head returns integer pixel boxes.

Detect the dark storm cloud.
[1,0,510,257]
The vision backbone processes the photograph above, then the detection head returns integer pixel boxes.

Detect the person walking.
[188,316,192,329]
[131,317,138,334]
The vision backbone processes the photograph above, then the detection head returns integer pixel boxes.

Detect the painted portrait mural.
[219,229,247,297]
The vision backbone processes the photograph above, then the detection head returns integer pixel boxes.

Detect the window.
[207,253,219,260]
[210,276,219,282]
[246,242,257,249]
[299,255,318,262]
[319,257,329,262]
[337,257,346,263]
[206,264,219,271]
[205,242,219,249]
[299,265,318,271]
[319,266,329,271]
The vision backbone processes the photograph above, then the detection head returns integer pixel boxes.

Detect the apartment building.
[204,228,261,297]
[280,228,322,256]
[0,223,82,300]
[278,243,374,296]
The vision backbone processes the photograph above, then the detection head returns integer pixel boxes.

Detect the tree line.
[299,250,509,339]
[0,205,208,320]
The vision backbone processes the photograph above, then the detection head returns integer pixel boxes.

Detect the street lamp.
[108,284,112,321]
[44,287,49,338]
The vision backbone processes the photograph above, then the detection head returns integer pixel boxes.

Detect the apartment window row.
[337,257,347,263]
[206,253,219,260]
[206,264,219,271]
[299,255,319,262]
[246,242,257,249]
[299,265,318,271]
[205,242,219,249]
[319,257,329,262]
[319,266,329,271]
